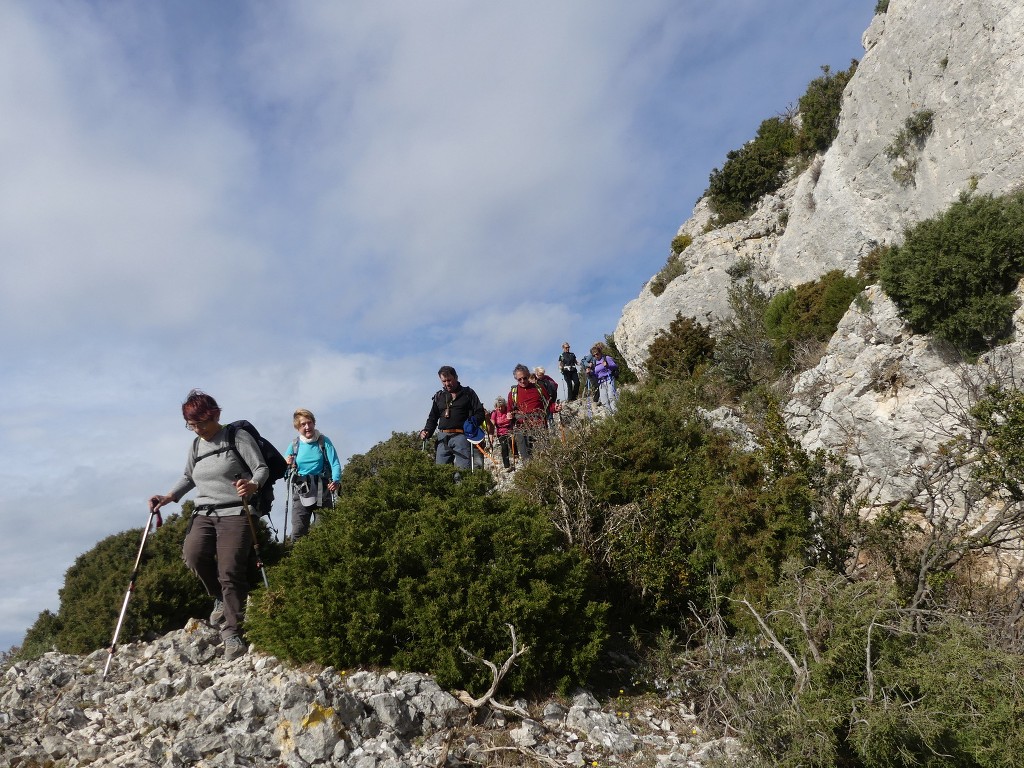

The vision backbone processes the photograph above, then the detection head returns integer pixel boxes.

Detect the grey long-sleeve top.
[168,426,269,515]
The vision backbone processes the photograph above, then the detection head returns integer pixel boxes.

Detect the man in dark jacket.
[419,365,486,470]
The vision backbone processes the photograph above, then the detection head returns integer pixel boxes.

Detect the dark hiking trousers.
[183,513,251,640]
[496,434,512,469]
[288,475,333,541]
[563,370,580,401]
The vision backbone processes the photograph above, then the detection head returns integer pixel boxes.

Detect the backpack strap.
[317,435,329,479]
[193,424,251,475]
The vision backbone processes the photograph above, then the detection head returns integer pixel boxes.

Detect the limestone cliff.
[615,0,1024,508]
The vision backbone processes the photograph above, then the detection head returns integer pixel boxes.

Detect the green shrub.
[650,234,695,296]
[704,60,857,228]
[246,435,608,696]
[857,245,889,283]
[17,610,61,661]
[644,312,716,382]
[712,280,776,396]
[972,385,1024,501]
[706,116,798,227]
[796,62,858,156]
[875,0,889,12]
[879,190,1024,355]
[515,383,822,631]
[764,270,866,369]
[885,109,935,186]
[671,233,693,255]
[649,255,686,297]
[731,567,1024,768]
[726,256,755,280]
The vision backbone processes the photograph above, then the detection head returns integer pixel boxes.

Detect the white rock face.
[615,178,794,373]
[615,0,1024,509]
[773,0,1024,287]
[785,285,1024,506]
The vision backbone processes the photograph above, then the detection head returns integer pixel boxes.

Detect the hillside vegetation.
[15,326,1024,765]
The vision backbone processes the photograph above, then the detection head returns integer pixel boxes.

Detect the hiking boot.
[223,635,247,661]
[209,599,225,627]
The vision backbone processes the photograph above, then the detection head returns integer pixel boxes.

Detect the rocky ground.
[1,620,744,768]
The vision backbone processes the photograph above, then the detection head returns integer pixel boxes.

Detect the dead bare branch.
[456,624,530,717]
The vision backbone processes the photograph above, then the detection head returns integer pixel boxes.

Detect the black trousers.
[562,370,580,401]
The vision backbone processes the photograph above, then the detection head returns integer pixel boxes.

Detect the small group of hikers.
[148,390,342,660]
[419,341,619,473]
[141,342,618,661]
[557,341,619,412]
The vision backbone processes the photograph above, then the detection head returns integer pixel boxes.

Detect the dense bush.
[796,62,857,155]
[649,254,686,297]
[644,312,716,381]
[711,279,777,397]
[16,508,281,661]
[764,269,866,369]
[704,61,856,229]
[879,191,1024,355]
[706,116,798,227]
[730,566,1024,767]
[245,434,608,696]
[972,385,1024,503]
[670,233,693,255]
[514,383,824,631]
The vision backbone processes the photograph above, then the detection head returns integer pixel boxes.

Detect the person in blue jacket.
[284,408,342,541]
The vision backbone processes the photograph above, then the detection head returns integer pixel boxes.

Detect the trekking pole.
[472,440,498,467]
[282,467,293,543]
[103,507,163,679]
[507,415,516,468]
[557,411,567,445]
[236,475,270,589]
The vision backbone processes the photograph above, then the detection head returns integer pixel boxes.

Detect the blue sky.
[0,0,873,652]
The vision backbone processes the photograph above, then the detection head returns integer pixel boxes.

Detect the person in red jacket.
[508,363,561,462]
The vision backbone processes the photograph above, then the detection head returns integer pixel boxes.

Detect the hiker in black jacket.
[559,342,580,401]
[419,365,486,470]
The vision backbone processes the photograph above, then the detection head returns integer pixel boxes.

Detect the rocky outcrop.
[784,284,1024,508]
[617,0,1024,373]
[773,0,1024,287]
[615,1,1024,510]
[0,620,741,767]
[615,178,794,373]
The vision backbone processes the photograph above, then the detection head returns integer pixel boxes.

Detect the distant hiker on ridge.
[419,365,486,472]
[559,342,580,402]
[580,346,600,405]
[284,408,342,541]
[592,344,619,414]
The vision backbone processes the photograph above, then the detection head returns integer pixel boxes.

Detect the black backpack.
[192,420,288,516]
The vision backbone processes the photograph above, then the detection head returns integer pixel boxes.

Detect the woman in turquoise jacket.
[284,408,342,541]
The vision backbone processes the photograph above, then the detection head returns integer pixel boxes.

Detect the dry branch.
[456,624,530,717]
